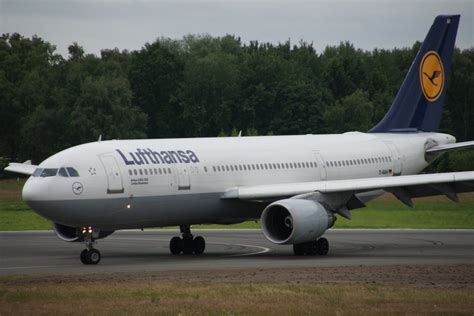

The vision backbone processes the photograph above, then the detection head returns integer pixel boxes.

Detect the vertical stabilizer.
[370,15,460,133]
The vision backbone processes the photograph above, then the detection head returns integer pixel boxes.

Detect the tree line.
[0,33,472,173]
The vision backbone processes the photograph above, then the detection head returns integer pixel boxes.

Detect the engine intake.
[261,199,335,245]
[53,223,114,242]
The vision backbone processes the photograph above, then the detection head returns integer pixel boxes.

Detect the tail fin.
[370,15,460,133]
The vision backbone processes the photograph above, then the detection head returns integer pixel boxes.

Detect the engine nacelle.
[53,223,114,242]
[261,199,335,245]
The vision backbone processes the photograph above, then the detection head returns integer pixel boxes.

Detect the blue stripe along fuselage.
[116,148,200,165]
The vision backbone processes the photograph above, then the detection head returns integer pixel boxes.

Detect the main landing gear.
[79,226,101,265]
[293,237,329,256]
[169,225,206,255]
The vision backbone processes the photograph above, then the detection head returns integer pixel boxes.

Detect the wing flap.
[222,171,474,200]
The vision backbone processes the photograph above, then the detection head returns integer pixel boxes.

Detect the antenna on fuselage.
[98,134,102,143]
[238,130,242,137]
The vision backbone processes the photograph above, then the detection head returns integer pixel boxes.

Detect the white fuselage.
[22,132,455,229]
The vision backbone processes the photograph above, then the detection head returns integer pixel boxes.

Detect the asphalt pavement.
[1,229,473,276]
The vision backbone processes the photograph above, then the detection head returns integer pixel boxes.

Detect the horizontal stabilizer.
[4,162,37,176]
[426,140,474,154]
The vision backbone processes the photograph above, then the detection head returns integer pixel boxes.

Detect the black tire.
[182,237,194,255]
[304,241,318,256]
[293,243,305,256]
[80,249,89,264]
[193,236,206,255]
[316,237,329,256]
[170,236,183,255]
[86,249,101,264]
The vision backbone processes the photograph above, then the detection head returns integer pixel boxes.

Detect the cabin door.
[99,154,125,194]
[313,151,327,181]
[176,165,191,190]
[384,142,403,176]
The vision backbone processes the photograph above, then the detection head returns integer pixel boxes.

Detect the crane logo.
[72,182,83,195]
[420,51,444,102]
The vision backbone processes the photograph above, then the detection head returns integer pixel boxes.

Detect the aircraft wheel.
[193,236,206,254]
[293,243,305,256]
[182,237,194,255]
[304,241,318,256]
[87,249,101,264]
[316,237,329,256]
[80,249,89,264]
[81,249,101,265]
[170,236,183,255]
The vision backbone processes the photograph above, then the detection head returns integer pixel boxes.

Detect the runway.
[1,229,473,276]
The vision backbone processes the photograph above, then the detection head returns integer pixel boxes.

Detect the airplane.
[5,14,474,265]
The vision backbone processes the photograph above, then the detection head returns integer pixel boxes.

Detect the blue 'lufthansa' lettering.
[116,148,200,166]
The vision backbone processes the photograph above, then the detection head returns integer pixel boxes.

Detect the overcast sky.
[1,0,473,57]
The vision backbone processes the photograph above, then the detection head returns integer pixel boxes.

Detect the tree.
[324,89,373,133]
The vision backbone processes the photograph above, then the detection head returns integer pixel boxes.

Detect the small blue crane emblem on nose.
[72,182,83,195]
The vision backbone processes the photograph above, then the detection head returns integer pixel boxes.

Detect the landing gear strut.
[293,237,329,256]
[79,227,101,265]
[169,225,206,255]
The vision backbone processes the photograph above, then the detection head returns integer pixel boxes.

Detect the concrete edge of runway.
[1,228,474,234]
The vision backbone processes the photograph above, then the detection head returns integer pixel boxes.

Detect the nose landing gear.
[79,226,101,265]
[169,225,206,255]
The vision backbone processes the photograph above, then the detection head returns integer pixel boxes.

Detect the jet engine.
[260,199,335,245]
[53,223,114,242]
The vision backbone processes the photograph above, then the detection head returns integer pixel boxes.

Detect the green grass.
[0,199,52,230]
[336,201,474,228]
[0,197,473,230]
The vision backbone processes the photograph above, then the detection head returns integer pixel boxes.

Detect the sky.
[1,0,473,57]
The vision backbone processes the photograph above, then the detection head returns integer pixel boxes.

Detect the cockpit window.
[32,168,43,177]
[67,167,79,177]
[58,168,69,177]
[40,168,58,177]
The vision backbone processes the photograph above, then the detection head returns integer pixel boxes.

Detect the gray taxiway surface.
[1,229,473,276]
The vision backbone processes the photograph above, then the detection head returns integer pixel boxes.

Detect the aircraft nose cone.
[22,178,42,203]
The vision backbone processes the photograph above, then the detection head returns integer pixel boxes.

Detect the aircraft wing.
[222,171,474,203]
[4,162,38,176]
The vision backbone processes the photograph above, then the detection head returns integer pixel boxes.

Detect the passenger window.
[230,165,234,171]
[168,168,172,174]
[154,168,158,174]
[66,167,79,177]
[58,168,69,177]
[159,168,162,174]
[139,169,143,175]
[144,169,148,175]
[134,169,138,175]
[128,170,132,176]
[204,166,208,172]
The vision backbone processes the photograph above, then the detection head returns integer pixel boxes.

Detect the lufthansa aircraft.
[6,15,474,264]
